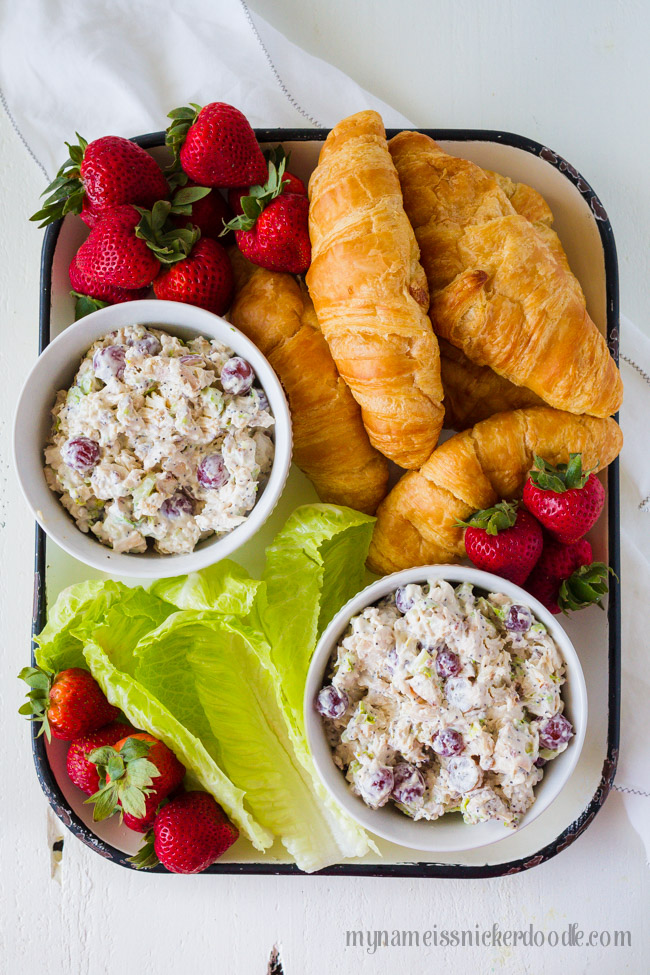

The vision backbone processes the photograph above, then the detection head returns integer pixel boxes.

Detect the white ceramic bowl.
[305,564,587,853]
[13,300,292,578]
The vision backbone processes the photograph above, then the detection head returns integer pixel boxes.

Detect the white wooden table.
[1,2,649,971]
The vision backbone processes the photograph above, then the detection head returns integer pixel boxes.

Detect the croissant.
[440,338,542,430]
[389,131,623,419]
[306,111,445,470]
[367,406,623,575]
[228,254,390,514]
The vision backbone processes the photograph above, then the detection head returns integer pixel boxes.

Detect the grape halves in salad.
[316,580,574,828]
[44,324,274,555]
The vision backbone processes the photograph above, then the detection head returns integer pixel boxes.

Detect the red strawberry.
[172,181,234,244]
[462,501,543,586]
[18,666,120,742]
[69,255,149,304]
[279,171,307,197]
[31,134,169,228]
[526,537,612,614]
[66,721,133,796]
[88,732,186,830]
[166,102,267,188]
[224,155,310,273]
[523,453,605,544]
[153,237,234,315]
[80,196,101,229]
[131,791,239,873]
[75,205,161,289]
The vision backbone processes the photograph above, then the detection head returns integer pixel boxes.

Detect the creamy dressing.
[318,580,572,828]
[44,325,275,555]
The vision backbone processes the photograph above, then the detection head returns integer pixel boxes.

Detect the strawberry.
[223,157,311,274]
[172,181,234,244]
[18,666,120,742]
[523,453,605,544]
[75,197,207,291]
[31,134,169,228]
[87,732,185,830]
[526,537,612,614]
[69,254,149,319]
[66,721,133,795]
[75,205,161,289]
[131,791,239,873]
[461,501,543,586]
[153,237,234,315]
[166,102,267,188]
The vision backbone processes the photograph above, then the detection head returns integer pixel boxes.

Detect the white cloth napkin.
[1,0,648,858]
[0,0,411,180]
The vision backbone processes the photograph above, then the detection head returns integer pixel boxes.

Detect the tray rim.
[31,126,621,878]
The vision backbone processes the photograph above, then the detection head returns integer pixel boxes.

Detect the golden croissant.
[388,131,623,419]
[440,338,542,430]
[367,406,623,575]
[306,111,445,470]
[228,254,389,514]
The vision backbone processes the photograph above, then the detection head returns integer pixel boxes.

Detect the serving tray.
[31,127,621,877]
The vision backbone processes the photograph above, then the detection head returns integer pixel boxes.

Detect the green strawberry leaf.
[529,453,598,493]
[222,158,288,234]
[72,293,108,320]
[558,562,614,613]
[29,134,90,226]
[165,104,203,167]
[129,830,160,870]
[18,665,53,741]
[458,500,519,536]
[87,738,160,821]
[172,186,212,207]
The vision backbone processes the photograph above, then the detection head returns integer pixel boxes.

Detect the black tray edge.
[31,126,621,878]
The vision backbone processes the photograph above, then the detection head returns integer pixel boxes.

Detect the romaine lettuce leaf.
[257,504,376,730]
[132,611,367,871]
[149,560,260,615]
[35,580,172,674]
[82,637,272,852]
[33,504,379,871]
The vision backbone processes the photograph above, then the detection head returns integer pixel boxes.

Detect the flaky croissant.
[389,131,623,419]
[306,111,444,470]
[440,338,542,430]
[367,406,623,575]
[228,254,389,514]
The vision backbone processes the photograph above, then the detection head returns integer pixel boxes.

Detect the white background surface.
[1,2,649,973]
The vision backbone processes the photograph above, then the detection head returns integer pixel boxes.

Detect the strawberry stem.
[558,562,614,613]
[165,103,203,168]
[221,157,288,234]
[86,737,160,822]
[529,453,597,492]
[134,200,202,266]
[129,829,160,870]
[458,500,519,536]
[17,665,54,742]
[29,133,88,227]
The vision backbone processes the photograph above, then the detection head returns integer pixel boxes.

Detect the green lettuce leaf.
[149,559,261,615]
[257,504,375,730]
[133,610,371,872]
[82,637,272,852]
[35,580,172,674]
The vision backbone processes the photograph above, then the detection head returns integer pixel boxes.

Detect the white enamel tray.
[31,129,620,877]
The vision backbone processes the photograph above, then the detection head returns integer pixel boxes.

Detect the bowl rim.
[304,563,588,853]
[13,299,292,578]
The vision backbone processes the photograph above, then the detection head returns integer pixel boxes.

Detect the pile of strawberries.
[460,453,612,614]
[19,665,238,873]
[32,102,311,320]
